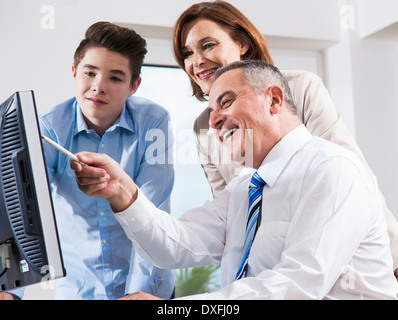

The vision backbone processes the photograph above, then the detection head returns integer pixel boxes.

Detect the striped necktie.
[235,171,266,280]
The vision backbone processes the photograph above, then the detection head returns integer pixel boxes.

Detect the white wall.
[358,0,398,39]
[1,0,398,299]
[0,0,341,111]
[326,0,398,219]
[348,28,398,217]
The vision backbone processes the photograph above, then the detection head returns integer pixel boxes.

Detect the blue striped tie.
[235,171,266,280]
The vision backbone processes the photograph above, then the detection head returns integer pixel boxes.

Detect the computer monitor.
[0,91,65,293]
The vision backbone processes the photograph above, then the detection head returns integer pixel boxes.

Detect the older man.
[72,61,398,299]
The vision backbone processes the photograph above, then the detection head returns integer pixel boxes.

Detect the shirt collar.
[257,124,312,187]
[75,101,88,134]
[112,104,135,133]
[74,100,135,136]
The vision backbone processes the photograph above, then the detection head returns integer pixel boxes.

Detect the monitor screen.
[0,91,65,293]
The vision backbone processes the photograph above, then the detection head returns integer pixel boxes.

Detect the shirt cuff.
[7,287,24,300]
[114,188,156,235]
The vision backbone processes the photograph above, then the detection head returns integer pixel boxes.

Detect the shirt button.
[103,239,108,244]
[108,291,113,296]
[100,211,105,216]
[105,262,110,267]
[100,143,105,148]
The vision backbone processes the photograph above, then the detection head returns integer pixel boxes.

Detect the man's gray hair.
[214,60,298,116]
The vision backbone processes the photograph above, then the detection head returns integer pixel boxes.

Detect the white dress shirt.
[115,125,398,299]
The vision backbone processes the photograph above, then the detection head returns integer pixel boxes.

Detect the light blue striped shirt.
[37,96,174,300]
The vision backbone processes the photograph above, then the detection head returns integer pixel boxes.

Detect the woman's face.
[182,18,248,96]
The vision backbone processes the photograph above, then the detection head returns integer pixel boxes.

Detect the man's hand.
[118,291,164,300]
[71,152,138,212]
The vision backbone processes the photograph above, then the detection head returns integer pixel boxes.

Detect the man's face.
[72,47,139,132]
[208,68,272,169]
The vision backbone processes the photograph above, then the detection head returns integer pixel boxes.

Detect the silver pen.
[41,135,88,166]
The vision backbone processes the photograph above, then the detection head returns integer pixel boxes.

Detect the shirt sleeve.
[123,107,175,298]
[7,288,25,300]
[133,110,174,213]
[115,187,230,270]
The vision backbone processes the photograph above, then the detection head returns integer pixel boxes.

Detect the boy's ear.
[128,76,141,97]
[72,63,77,78]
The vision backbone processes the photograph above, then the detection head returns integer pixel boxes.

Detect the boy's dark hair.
[74,21,147,85]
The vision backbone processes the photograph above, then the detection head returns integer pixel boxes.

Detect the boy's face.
[72,47,140,134]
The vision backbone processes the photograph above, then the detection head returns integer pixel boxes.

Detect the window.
[136,65,214,218]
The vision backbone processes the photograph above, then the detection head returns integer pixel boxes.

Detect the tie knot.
[250,171,266,189]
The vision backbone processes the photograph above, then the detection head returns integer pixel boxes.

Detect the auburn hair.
[173,1,274,101]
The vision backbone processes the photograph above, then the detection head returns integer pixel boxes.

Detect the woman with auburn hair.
[172,0,398,273]
[173,0,273,101]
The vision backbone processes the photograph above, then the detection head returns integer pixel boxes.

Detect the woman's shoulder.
[193,107,211,133]
[280,69,329,114]
[280,69,323,88]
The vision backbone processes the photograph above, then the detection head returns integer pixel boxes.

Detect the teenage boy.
[2,21,174,300]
